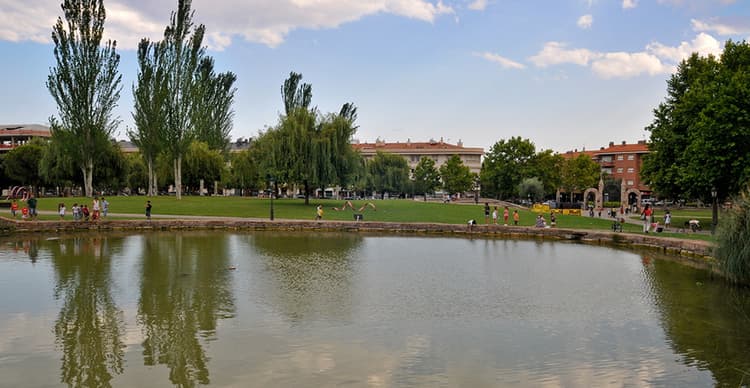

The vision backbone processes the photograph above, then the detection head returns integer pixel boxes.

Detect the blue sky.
[0,0,748,153]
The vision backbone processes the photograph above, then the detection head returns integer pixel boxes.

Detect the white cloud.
[528,42,600,67]
[529,32,723,79]
[622,0,637,9]
[577,14,593,29]
[0,0,455,50]
[467,0,488,11]
[591,52,670,79]
[692,18,750,36]
[646,32,722,62]
[474,52,526,69]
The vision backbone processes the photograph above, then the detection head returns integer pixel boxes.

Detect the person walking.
[101,197,109,218]
[641,204,653,233]
[10,199,18,218]
[145,200,152,220]
[58,203,66,220]
[513,210,520,226]
[664,210,672,231]
[315,205,324,220]
[492,206,498,225]
[27,194,37,220]
[503,206,510,226]
[484,203,490,224]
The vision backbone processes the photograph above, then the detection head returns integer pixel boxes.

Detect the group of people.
[59,197,110,221]
[9,195,37,220]
[483,203,521,226]
[9,196,110,221]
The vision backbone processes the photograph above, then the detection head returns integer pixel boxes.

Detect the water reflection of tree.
[48,236,126,388]
[250,232,362,324]
[137,232,235,387]
[643,257,750,386]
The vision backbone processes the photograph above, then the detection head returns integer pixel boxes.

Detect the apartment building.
[0,124,51,152]
[351,138,484,175]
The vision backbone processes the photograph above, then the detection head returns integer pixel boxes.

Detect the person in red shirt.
[642,204,653,233]
[10,200,18,218]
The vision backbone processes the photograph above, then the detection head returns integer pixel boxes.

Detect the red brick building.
[563,140,651,207]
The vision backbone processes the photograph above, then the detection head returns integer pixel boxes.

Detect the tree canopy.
[369,151,410,198]
[480,137,561,199]
[413,156,441,200]
[440,155,473,196]
[642,40,750,201]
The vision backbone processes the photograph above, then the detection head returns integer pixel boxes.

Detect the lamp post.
[711,186,718,234]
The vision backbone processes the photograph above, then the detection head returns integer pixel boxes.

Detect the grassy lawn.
[12,195,713,241]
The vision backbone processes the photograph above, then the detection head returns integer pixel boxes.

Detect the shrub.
[714,190,750,284]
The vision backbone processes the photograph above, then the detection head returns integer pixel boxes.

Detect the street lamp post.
[711,186,718,234]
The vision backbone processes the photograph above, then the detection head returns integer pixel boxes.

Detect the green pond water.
[0,231,748,387]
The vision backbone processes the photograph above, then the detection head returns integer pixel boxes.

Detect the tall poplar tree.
[130,38,168,197]
[47,0,122,197]
[162,0,205,199]
[192,57,237,154]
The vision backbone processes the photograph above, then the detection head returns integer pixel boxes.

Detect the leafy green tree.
[162,0,206,199]
[369,151,410,198]
[440,155,473,196]
[125,153,148,193]
[642,40,750,202]
[130,38,168,197]
[267,72,359,203]
[529,150,564,196]
[518,177,544,202]
[92,142,128,193]
[224,148,260,196]
[480,137,536,199]
[40,138,76,190]
[47,0,122,197]
[413,156,441,200]
[192,57,237,154]
[3,139,46,191]
[561,154,600,201]
[182,141,225,194]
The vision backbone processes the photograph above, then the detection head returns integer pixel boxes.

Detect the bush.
[714,190,750,284]
[603,201,621,208]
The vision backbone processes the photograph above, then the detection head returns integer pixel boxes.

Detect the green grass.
[15,195,713,241]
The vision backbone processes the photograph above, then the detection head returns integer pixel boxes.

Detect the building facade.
[0,124,51,152]
[563,140,651,207]
[351,138,484,175]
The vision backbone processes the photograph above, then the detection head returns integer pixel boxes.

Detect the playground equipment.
[7,186,29,200]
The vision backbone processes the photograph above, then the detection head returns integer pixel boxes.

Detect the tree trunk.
[174,155,182,200]
[82,159,94,197]
[147,158,154,196]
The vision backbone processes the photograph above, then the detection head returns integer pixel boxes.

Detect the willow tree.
[130,38,168,196]
[192,57,237,155]
[47,0,122,197]
[162,0,205,199]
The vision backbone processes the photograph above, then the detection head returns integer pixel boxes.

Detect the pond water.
[0,232,748,387]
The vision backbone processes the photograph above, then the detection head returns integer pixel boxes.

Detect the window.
[617,155,624,161]
[602,168,613,175]
[627,155,634,160]
[616,168,623,173]
[627,167,634,173]
[601,156,612,162]
[627,180,634,185]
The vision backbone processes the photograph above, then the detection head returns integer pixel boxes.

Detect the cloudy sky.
[0,0,748,152]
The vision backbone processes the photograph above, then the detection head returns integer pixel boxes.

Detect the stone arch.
[624,188,642,210]
[582,188,601,209]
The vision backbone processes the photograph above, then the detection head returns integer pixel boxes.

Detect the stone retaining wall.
[0,217,714,261]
